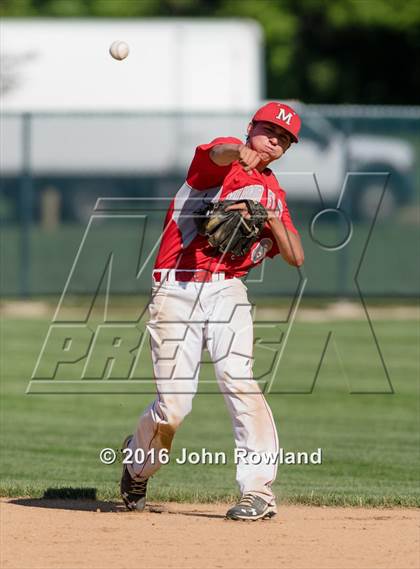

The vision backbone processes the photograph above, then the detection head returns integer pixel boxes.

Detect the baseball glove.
[194,199,268,257]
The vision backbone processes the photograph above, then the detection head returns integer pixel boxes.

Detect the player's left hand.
[226,203,276,223]
[195,199,268,257]
[225,203,252,219]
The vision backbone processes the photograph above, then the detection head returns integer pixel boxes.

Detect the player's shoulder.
[213,136,243,145]
[198,136,243,150]
[264,168,286,193]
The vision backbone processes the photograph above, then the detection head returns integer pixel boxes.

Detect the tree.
[1,0,419,103]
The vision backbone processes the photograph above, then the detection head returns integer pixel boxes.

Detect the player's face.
[247,121,292,164]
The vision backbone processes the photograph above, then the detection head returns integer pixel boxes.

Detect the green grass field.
[1,313,419,507]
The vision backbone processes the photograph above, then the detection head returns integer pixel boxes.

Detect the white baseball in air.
[109,40,129,60]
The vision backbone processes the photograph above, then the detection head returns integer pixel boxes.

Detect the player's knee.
[160,394,193,428]
[216,355,253,384]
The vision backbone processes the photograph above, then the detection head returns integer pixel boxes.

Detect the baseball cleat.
[120,435,149,512]
[225,492,277,521]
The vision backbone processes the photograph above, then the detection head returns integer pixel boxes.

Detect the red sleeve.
[186,136,243,190]
[267,187,299,259]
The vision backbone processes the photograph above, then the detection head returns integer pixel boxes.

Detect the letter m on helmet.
[276,108,293,125]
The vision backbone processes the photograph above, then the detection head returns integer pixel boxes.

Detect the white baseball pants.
[128,276,279,504]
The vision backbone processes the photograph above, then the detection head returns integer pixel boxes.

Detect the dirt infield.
[1,499,419,569]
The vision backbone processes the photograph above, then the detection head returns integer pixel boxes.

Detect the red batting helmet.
[252,102,301,143]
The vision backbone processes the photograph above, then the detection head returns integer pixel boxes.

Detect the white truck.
[0,18,263,111]
[271,103,416,219]
[0,19,415,221]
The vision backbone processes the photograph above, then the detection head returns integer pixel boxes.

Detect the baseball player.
[121,102,304,520]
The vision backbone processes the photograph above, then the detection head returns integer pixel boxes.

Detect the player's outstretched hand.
[237,144,262,173]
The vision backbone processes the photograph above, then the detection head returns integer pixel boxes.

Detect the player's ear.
[245,122,254,144]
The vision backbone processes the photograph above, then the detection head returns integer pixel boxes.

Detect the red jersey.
[154,137,298,277]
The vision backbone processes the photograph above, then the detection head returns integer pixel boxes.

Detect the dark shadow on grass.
[9,488,122,512]
[43,487,97,500]
[10,497,123,512]
[9,487,228,518]
[10,499,227,518]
